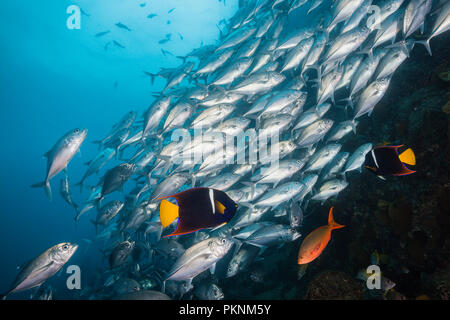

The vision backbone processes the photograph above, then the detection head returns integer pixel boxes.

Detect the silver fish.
[231,71,286,95]
[150,172,190,200]
[194,282,224,300]
[143,96,171,138]
[293,103,331,130]
[76,148,115,191]
[304,144,342,172]
[201,173,242,191]
[217,26,256,51]
[418,0,450,55]
[327,120,358,142]
[31,128,88,200]
[253,182,304,208]
[354,77,391,119]
[281,37,314,72]
[60,175,78,211]
[250,159,305,187]
[210,57,253,86]
[276,27,314,51]
[310,179,349,203]
[343,143,373,173]
[374,45,409,79]
[166,237,233,284]
[245,224,301,248]
[321,152,350,181]
[163,102,193,133]
[3,243,78,298]
[295,119,334,149]
[226,245,259,278]
[191,104,235,128]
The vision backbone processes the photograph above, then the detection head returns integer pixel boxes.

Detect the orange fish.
[297,207,345,265]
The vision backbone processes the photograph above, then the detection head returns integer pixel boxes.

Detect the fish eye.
[221,239,226,244]
[74,129,80,133]
[62,244,69,250]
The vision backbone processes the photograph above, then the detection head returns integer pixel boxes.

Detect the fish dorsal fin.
[327,207,345,230]
[399,148,416,166]
[159,199,179,228]
[215,200,226,215]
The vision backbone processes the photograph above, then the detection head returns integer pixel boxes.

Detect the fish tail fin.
[351,120,358,134]
[241,181,256,199]
[1,292,8,300]
[31,181,52,201]
[328,207,345,230]
[339,97,354,109]
[74,180,84,192]
[72,202,80,214]
[415,39,432,56]
[159,199,179,228]
[231,238,243,257]
[143,71,157,85]
[74,205,89,222]
[176,56,186,64]
[399,148,416,166]
[90,219,98,234]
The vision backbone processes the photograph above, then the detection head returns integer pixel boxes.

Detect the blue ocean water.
[0,0,241,299]
[1,0,448,301]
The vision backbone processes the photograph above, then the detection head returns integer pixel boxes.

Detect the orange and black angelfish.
[158,187,238,237]
[364,145,416,177]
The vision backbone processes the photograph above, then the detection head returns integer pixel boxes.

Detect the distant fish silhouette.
[80,8,90,17]
[113,40,125,49]
[139,3,146,7]
[167,20,171,25]
[115,22,132,31]
[165,33,172,40]
[104,42,112,51]
[168,8,176,14]
[158,38,170,45]
[95,30,110,38]
[147,13,158,19]
[178,33,184,40]
[161,49,174,57]
[114,81,118,89]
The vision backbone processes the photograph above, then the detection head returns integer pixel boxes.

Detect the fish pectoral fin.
[364,165,377,172]
[209,263,217,275]
[399,148,416,166]
[214,200,226,215]
[159,199,179,228]
[210,222,227,232]
[33,261,55,274]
